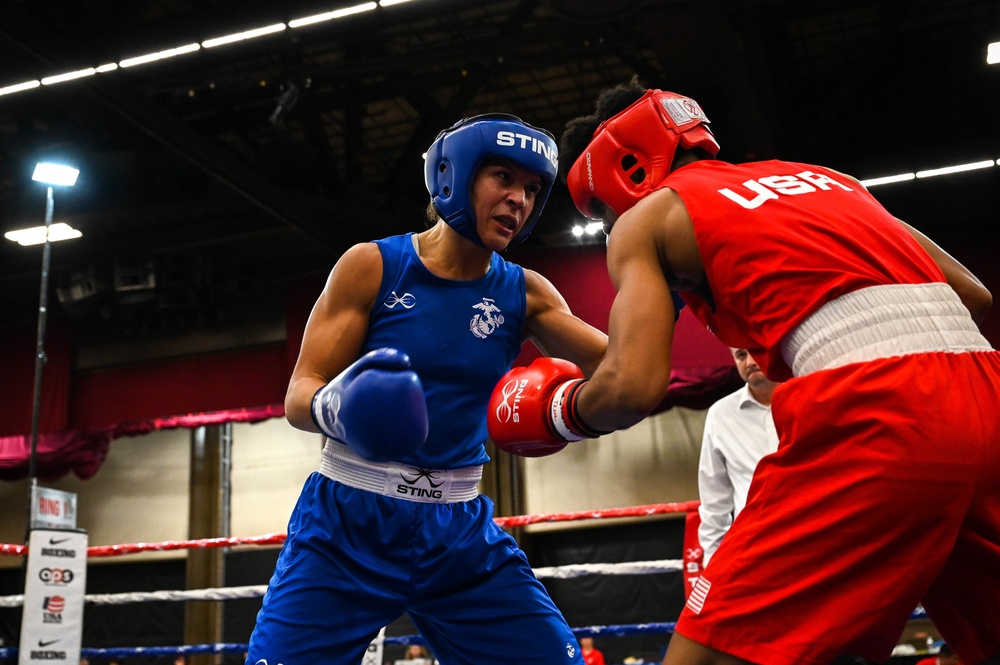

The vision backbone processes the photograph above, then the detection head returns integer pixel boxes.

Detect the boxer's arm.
[576,189,700,431]
[897,219,992,324]
[285,243,382,432]
[523,269,607,377]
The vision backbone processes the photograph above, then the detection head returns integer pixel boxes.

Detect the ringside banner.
[19,529,87,665]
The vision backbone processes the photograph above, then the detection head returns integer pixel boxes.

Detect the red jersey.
[663,159,944,381]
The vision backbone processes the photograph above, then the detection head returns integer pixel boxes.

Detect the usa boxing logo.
[43,595,64,624]
[494,378,528,423]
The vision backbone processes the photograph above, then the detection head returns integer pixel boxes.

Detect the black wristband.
[563,379,613,439]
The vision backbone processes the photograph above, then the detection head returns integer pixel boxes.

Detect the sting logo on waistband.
[396,467,444,499]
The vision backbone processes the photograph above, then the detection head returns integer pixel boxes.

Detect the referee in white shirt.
[697,348,781,567]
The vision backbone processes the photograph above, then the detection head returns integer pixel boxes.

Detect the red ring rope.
[1,501,700,557]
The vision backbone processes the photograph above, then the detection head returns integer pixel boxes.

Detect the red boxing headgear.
[566,90,720,219]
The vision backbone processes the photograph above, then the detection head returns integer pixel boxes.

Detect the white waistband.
[781,283,992,376]
[319,441,481,503]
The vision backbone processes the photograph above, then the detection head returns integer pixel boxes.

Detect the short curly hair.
[558,77,648,184]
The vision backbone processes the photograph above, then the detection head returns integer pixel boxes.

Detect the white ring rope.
[533,559,683,579]
[0,559,683,608]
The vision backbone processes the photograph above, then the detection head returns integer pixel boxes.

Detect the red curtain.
[67,345,289,431]
[0,405,283,481]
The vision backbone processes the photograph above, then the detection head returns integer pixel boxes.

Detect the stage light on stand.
[19,162,85,665]
[24,161,80,529]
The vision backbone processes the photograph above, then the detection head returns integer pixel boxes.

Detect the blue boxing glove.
[311,348,429,462]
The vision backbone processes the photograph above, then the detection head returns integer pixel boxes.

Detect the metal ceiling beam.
[0,12,384,255]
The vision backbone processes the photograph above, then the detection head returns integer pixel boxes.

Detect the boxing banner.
[19,529,88,665]
[682,510,704,599]
[361,626,386,665]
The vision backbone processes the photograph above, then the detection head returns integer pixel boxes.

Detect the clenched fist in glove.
[487,357,609,457]
[311,348,428,462]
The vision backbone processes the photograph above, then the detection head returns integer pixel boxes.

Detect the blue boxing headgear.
[424,113,558,247]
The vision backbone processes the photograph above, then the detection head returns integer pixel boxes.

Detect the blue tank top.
[366,233,526,469]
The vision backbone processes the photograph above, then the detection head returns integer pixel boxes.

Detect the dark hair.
[938,643,955,657]
[558,77,648,184]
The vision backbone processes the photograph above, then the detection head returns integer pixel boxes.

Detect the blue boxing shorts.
[247,472,584,665]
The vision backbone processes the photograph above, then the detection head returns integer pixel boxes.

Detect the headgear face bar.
[567,90,720,220]
[424,113,558,247]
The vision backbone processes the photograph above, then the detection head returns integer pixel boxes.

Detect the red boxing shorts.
[675,351,1000,665]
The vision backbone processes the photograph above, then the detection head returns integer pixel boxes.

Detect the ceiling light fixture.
[0,80,41,96]
[119,43,201,68]
[4,223,82,246]
[915,160,995,179]
[862,159,998,188]
[32,163,80,187]
[859,173,915,188]
[41,68,97,86]
[9,164,83,245]
[289,2,377,28]
[202,23,287,48]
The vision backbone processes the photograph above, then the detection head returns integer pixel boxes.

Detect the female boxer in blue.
[246,114,607,665]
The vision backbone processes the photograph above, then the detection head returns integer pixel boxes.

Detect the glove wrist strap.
[310,387,336,440]
[550,379,612,441]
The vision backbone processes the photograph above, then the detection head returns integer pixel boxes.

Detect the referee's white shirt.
[697,383,779,566]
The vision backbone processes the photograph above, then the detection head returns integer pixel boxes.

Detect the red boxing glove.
[488,357,607,457]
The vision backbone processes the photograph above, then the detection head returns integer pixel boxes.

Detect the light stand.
[25,162,79,528]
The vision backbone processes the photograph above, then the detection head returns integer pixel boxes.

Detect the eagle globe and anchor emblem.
[470,298,504,338]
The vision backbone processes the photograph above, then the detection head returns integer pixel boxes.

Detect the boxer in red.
[488,79,999,665]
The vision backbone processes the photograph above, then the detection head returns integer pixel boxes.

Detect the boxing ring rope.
[0,501,695,660]
[1,502,696,607]
[0,561,688,609]
[0,500,927,660]
[0,501,701,561]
